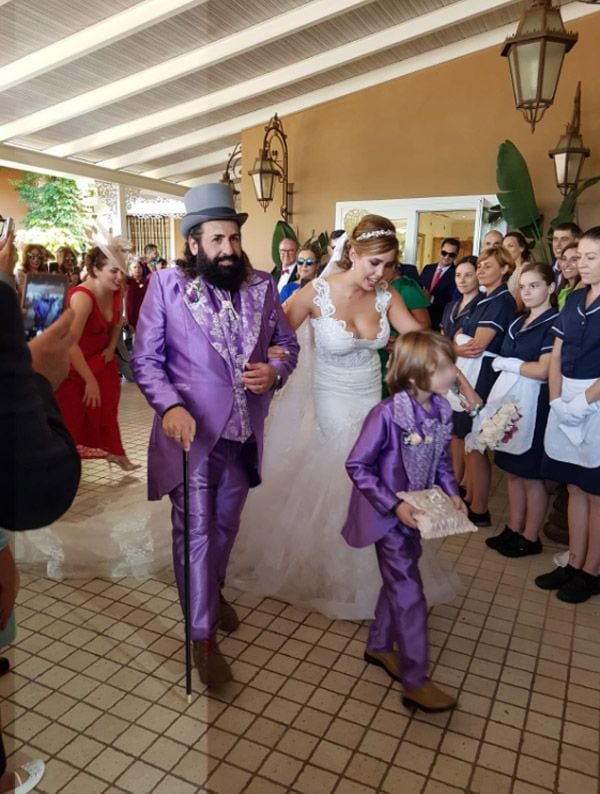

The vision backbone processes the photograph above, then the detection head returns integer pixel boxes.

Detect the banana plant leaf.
[317,231,329,257]
[548,175,600,236]
[271,220,297,268]
[496,140,546,260]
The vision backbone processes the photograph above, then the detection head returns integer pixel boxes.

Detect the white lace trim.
[311,277,391,344]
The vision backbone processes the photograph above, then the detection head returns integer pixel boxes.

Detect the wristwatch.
[272,373,283,391]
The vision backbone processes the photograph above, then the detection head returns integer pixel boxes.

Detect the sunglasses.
[296,258,315,266]
[441,250,457,259]
[28,253,43,259]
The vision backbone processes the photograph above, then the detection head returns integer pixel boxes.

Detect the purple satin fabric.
[170,439,249,641]
[369,526,428,690]
[132,267,299,499]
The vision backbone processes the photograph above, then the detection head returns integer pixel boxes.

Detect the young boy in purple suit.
[342,331,466,712]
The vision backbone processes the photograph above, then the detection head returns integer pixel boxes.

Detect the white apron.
[544,376,600,468]
[466,371,542,455]
[453,333,496,412]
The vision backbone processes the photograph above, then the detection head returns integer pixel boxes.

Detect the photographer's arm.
[0,283,81,530]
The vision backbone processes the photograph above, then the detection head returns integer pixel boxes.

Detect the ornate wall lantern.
[548,82,590,196]
[248,114,293,221]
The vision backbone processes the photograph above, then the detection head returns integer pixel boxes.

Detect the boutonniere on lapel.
[185,282,201,304]
[403,431,433,447]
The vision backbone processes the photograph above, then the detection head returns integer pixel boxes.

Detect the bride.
[228,214,460,619]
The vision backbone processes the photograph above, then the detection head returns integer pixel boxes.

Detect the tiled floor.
[3,384,600,793]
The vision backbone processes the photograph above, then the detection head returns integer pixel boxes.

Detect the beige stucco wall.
[239,12,600,269]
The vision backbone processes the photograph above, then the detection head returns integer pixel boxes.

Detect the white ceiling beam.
[0,0,204,92]
[178,171,225,188]
[0,143,186,197]
[48,0,516,160]
[108,0,512,168]
[0,0,371,144]
[129,0,600,179]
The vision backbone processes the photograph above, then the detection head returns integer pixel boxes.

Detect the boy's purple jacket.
[131,267,299,500]
[342,390,459,548]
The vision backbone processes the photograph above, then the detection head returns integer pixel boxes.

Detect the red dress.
[56,286,125,458]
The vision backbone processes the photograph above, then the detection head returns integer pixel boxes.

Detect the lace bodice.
[310,277,391,367]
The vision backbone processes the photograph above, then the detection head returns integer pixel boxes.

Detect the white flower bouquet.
[396,486,478,539]
[465,401,522,454]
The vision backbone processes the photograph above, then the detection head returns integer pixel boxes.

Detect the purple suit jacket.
[342,391,458,548]
[132,267,299,500]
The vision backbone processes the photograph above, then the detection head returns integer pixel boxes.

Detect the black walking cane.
[182,449,193,704]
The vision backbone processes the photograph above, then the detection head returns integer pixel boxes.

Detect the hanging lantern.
[501,0,578,132]
[549,82,590,196]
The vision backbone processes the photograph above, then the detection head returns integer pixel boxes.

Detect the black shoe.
[535,564,579,591]
[499,534,542,558]
[0,657,9,677]
[485,525,516,550]
[468,509,491,527]
[556,570,600,604]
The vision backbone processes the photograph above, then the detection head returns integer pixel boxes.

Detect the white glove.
[550,398,574,426]
[492,357,523,374]
[565,392,598,422]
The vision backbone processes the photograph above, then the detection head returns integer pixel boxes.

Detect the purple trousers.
[170,438,249,641]
[368,525,429,690]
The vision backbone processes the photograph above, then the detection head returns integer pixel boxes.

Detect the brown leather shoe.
[402,680,457,713]
[192,638,232,687]
[364,649,401,682]
[219,592,240,633]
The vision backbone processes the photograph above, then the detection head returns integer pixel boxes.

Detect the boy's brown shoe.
[364,649,401,682]
[402,680,457,713]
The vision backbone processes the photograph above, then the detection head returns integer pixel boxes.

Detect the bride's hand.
[267,345,289,361]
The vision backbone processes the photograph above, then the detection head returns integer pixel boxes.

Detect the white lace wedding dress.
[228,277,459,619]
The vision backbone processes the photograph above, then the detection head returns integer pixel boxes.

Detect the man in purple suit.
[132,184,299,686]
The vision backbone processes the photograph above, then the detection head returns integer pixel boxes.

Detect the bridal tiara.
[355,229,396,241]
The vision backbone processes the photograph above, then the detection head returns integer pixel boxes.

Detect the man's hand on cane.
[163,406,196,451]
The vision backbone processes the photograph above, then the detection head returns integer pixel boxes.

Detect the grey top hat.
[181,183,248,239]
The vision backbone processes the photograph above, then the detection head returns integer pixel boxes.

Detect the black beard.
[196,249,247,291]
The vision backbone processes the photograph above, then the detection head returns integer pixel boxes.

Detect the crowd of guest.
[2,204,599,768]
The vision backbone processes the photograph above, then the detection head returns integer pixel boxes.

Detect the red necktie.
[282,267,290,274]
[430,266,443,292]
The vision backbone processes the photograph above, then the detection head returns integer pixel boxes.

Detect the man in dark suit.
[0,231,81,793]
[271,237,298,294]
[419,237,461,330]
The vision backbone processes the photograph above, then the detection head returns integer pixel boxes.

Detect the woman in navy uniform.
[440,256,482,485]
[537,227,600,603]
[454,247,516,525]
[485,263,558,557]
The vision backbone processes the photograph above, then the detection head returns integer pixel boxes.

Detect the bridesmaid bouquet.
[465,401,522,454]
[396,486,478,539]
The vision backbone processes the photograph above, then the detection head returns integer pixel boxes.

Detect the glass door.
[335,194,501,273]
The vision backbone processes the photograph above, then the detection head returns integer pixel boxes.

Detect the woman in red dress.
[56,246,138,470]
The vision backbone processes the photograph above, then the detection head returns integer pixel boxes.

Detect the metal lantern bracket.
[221,143,242,200]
